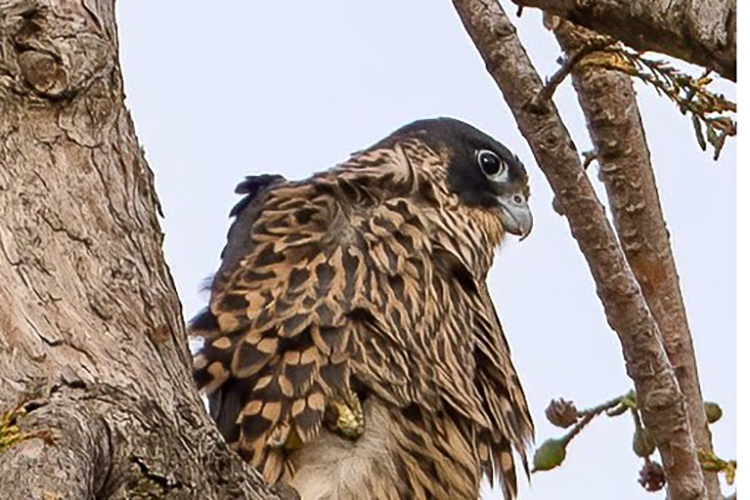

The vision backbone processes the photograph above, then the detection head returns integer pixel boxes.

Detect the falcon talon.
[326,397,365,440]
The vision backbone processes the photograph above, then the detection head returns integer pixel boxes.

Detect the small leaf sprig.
[537,37,736,160]
[0,401,54,454]
[579,48,736,160]
[699,451,736,486]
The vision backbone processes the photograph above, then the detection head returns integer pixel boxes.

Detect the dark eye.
[477,149,505,177]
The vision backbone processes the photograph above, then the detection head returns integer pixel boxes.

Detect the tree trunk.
[0,1,280,498]
[452,1,707,498]
[552,20,721,498]
[511,0,736,81]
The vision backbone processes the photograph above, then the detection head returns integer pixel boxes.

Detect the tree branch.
[511,0,736,81]
[552,20,721,498]
[0,1,283,498]
[451,1,706,498]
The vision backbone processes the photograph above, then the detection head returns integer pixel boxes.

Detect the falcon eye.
[476,149,505,178]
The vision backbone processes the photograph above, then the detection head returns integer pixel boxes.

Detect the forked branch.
[452,1,707,498]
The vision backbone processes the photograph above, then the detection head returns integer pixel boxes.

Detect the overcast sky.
[117,3,736,499]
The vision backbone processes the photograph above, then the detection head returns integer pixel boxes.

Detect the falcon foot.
[326,395,364,440]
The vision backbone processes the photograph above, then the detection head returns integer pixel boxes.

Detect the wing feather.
[190,156,434,481]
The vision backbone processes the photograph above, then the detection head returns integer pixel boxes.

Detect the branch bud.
[532,438,567,472]
[545,398,578,428]
[632,426,655,458]
[704,402,723,424]
[638,460,666,492]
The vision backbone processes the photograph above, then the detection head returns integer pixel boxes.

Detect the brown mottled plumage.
[191,118,534,499]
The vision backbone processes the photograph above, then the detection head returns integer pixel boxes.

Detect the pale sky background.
[117,3,736,499]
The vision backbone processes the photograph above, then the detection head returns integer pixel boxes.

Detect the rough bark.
[552,21,722,498]
[511,0,736,81]
[452,1,706,499]
[0,1,279,499]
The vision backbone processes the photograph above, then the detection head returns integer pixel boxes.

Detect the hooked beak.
[497,193,533,240]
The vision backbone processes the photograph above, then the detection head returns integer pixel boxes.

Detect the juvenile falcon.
[190,118,534,500]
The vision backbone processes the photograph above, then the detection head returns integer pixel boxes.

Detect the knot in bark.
[18,49,68,98]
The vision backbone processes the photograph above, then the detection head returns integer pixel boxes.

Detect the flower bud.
[533,438,567,472]
[704,402,723,424]
[632,426,655,458]
[545,398,578,428]
[638,460,666,492]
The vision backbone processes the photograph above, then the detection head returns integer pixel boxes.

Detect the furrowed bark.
[451,1,706,498]
[511,0,736,81]
[552,21,721,498]
[0,1,280,498]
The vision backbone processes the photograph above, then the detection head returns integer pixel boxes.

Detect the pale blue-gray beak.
[497,193,533,240]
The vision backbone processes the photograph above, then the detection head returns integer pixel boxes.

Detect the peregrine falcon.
[190,118,534,499]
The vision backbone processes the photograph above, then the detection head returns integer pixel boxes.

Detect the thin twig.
[562,393,624,445]
[532,37,616,109]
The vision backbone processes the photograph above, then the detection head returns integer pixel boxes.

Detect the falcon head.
[385,117,533,240]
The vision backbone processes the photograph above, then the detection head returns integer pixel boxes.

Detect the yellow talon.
[327,396,364,440]
[284,426,304,451]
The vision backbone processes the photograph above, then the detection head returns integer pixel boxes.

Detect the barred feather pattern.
[191,137,533,499]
